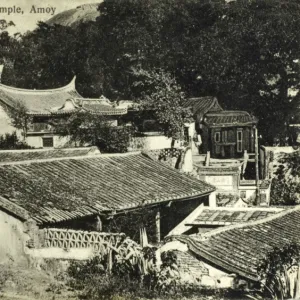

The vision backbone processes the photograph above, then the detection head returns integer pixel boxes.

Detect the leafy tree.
[255,242,300,299]
[54,112,133,153]
[192,0,300,142]
[133,69,192,140]
[270,151,300,205]
[3,101,32,139]
[2,0,300,141]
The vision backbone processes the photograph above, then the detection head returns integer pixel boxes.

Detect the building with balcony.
[182,97,258,159]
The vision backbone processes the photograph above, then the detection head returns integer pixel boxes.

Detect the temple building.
[0,76,128,148]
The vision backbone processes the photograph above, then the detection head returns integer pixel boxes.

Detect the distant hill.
[46,3,100,27]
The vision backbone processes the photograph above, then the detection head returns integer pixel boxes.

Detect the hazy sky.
[0,0,100,34]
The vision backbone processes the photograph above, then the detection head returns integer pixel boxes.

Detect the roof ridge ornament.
[99,95,109,101]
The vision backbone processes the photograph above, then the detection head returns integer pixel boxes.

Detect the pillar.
[155,210,161,243]
[254,126,260,205]
[95,215,102,232]
[209,191,216,208]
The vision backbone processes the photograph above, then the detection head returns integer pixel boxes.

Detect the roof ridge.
[0,147,96,153]
[200,207,285,212]
[0,76,77,94]
[199,205,299,240]
[0,151,141,166]
[206,110,252,116]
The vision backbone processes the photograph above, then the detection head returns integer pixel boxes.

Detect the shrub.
[0,131,33,149]
[0,268,12,292]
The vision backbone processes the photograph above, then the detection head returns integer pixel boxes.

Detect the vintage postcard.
[0,0,299,299]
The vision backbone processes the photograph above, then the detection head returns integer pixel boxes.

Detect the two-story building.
[182,97,258,158]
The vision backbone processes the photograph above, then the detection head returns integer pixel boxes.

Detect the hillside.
[46,3,100,27]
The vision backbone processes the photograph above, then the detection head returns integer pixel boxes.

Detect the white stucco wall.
[0,105,16,135]
[202,175,236,191]
[26,247,95,260]
[0,209,29,265]
[26,135,71,149]
[130,135,181,150]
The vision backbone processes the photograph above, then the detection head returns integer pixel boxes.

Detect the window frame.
[237,129,243,152]
[42,137,54,148]
[214,131,221,143]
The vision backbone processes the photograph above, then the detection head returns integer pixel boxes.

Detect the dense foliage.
[1,0,300,141]
[255,242,300,299]
[0,132,32,149]
[3,101,32,138]
[270,151,300,205]
[134,69,192,139]
[66,249,229,300]
[54,112,133,153]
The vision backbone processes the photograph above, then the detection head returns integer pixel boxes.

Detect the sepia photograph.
[0,0,299,299]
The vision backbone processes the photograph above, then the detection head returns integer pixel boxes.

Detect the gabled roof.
[170,206,299,281]
[0,77,82,115]
[0,147,100,163]
[0,152,215,225]
[186,207,284,226]
[203,111,258,127]
[182,97,223,116]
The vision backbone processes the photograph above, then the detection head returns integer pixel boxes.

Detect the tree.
[270,151,300,205]
[133,69,192,141]
[2,0,300,142]
[4,101,32,139]
[54,112,133,153]
[192,0,300,142]
[256,242,300,299]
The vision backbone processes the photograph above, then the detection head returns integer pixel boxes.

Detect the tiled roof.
[0,152,215,225]
[170,206,299,281]
[203,111,258,127]
[196,165,241,175]
[75,98,127,115]
[182,97,223,116]
[0,147,100,163]
[0,79,129,116]
[186,207,284,226]
[0,77,82,115]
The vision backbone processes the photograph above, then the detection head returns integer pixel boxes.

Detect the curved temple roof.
[0,77,127,116]
[0,77,81,115]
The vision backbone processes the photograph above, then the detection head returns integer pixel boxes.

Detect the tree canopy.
[54,112,133,153]
[2,0,300,141]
